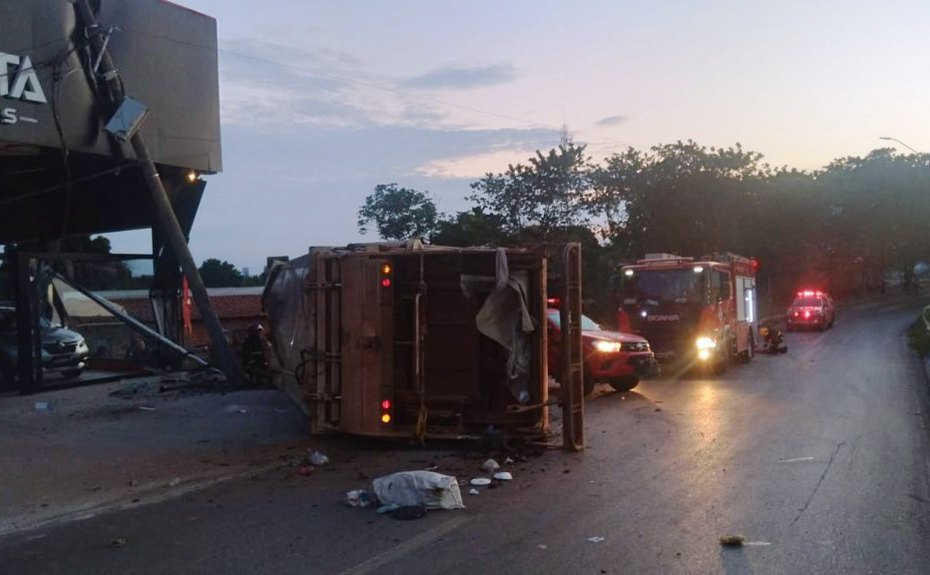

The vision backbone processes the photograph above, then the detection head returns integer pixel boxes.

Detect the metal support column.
[72,1,237,381]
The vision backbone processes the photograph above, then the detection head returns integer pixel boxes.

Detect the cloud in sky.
[401,64,517,90]
[596,115,629,127]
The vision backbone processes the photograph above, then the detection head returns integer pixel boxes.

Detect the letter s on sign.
[1,108,16,124]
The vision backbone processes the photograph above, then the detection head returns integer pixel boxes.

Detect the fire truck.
[615,253,758,372]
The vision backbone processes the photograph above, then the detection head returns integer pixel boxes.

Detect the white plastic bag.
[372,471,465,510]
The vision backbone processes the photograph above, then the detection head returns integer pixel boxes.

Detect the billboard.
[0,0,221,173]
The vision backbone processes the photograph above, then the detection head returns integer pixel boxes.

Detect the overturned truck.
[263,242,584,444]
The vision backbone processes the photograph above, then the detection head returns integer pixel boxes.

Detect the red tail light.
[380,262,393,288]
[380,398,392,424]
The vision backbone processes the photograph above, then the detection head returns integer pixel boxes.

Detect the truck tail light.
[380,263,392,288]
[380,399,392,424]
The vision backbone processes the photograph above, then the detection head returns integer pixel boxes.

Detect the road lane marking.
[338,515,472,575]
[779,457,814,463]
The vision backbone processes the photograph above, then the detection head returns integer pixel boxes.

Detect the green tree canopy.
[198,258,243,287]
[468,143,591,240]
[357,183,440,240]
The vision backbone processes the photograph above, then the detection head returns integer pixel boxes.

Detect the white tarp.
[372,471,465,510]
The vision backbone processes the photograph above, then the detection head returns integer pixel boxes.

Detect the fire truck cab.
[616,253,758,373]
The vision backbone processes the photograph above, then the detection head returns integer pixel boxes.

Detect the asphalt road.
[3,296,930,574]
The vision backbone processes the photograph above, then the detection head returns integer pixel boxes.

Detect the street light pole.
[879,136,921,155]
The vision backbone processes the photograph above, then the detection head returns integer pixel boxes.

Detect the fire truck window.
[718,271,731,301]
[622,270,703,304]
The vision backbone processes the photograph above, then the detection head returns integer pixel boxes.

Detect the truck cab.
[616,253,758,373]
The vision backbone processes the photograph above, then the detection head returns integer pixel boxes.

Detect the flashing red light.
[751,259,759,271]
[546,297,560,307]
[797,290,824,298]
[381,278,392,288]
[381,399,391,410]
[804,310,811,319]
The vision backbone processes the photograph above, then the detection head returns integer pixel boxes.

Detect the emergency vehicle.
[616,253,758,372]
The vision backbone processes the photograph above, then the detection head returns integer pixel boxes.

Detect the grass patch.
[907,315,930,357]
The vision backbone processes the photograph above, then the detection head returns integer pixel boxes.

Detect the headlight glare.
[595,341,622,353]
[695,336,717,350]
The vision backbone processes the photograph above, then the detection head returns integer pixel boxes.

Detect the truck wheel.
[714,346,730,375]
[608,377,639,393]
[738,332,754,363]
[0,356,13,389]
[583,371,595,396]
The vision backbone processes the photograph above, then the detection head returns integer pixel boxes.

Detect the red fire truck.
[615,253,758,373]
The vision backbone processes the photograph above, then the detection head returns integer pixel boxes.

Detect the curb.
[0,461,286,539]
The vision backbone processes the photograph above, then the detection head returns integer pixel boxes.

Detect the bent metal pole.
[72,0,237,381]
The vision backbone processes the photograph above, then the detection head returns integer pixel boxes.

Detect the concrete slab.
[0,377,310,536]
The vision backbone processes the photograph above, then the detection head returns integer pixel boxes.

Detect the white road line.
[779,457,814,463]
[338,515,472,575]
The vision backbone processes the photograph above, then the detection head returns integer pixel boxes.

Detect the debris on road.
[34,401,55,412]
[167,477,181,487]
[346,490,374,508]
[493,471,513,481]
[587,536,606,543]
[109,538,127,549]
[137,406,157,411]
[719,534,746,546]
[537,544,548,550]
[470,477,491,487]
[469,488,480,495]
[392,505,427,520]
[480,459,500,473]
[308,451,329,466]
[297,465,313,476]
[376,503,400,514]
[372,471,464,510]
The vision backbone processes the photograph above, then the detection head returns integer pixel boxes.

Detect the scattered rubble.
[109,538,127,549]
[719,534,746,547]
[308,451,329,466]
[346,490,374,508]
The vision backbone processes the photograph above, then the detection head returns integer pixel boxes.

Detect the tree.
[357,183,440,240]
[430,208,508,247]
[198,258,242,287]
[468,143,591,240]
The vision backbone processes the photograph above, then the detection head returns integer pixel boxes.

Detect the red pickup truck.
[546,306,658,395]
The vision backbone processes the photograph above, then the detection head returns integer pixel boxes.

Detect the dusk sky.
[114,0,930,272]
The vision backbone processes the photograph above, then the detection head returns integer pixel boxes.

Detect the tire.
[0,356,14,389]
[738,331,754,363]
[608,377,639,393]
[583,371,595,396]
[714,341,730,375]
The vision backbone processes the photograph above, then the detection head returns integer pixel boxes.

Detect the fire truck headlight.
[698,349,712,361]
[595,341,622,353]
[695,336,717,351]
